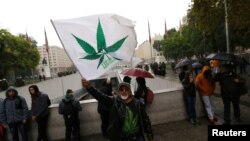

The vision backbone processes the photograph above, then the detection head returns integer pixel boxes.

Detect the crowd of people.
[0,75,154,141]
[179,59,247,125]
[0,57,248,140]
[0,85,51,141]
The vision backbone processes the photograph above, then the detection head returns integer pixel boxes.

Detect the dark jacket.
[182,72,196,96]
[31,92,50,119]
[58,99,82,119]
[3,86,29,124]
[213,71,245,98]
[0,98,4,124]
[98,83,112,113]
[134,77,148,103]
[87,87,153,141]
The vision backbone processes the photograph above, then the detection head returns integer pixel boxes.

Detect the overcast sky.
[0,0,191,47]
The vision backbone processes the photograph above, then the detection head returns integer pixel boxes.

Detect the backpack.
[146,87,154,104]
[63,100,77,117]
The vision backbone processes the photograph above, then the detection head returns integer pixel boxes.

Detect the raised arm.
[82,79,113,104]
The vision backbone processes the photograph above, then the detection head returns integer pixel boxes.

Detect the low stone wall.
[0,73,83,107]
[4,88,205,140]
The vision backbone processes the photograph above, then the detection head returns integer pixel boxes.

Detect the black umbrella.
[206,53,238,62]
[175,58,193,69]
[192,62,203,69]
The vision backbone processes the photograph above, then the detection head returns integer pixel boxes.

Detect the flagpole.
[148,20,153,63]
[44,28,52,79]
[47,48,52,79]
[50,20,85,79]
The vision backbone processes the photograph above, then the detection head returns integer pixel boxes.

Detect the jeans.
[184,95,196,120]
[36,115,49,141]
[64,116,80,141]
[201,96,215,120]
[222,97,240,124]
[9,122,28,141]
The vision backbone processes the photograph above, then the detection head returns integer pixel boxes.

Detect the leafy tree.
[161,30,188,60]
[159,0,250,61]
[192,0,250,51]
[18,33,38,48]
[153,40,161,51]
[0,29,40,79]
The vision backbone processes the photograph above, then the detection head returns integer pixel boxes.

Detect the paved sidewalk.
[81,94,250,141]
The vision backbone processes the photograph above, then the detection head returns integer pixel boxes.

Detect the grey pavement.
[81,69,250,141]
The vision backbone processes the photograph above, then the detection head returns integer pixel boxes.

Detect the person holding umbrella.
[179,65,189,82]
[134,77,149,104]
[213,62,245,125]
[182,71,199,125]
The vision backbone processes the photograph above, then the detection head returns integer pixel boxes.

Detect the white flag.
[51,14,137,80]
[121,57,143,68]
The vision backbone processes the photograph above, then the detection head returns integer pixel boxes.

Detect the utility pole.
[224,0,230,53]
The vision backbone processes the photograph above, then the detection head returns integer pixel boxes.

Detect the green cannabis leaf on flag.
[72,19,128,69]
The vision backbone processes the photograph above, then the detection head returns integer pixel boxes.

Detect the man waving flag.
[51,14,137,80]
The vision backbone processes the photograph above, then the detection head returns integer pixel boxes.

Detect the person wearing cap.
[82,79,154,141]
[59,89,82,141]
[29,85,51,141]
[213,62,245,125]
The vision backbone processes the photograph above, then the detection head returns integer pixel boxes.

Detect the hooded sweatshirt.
[195,66,215,96]
[3,86,29,124]
[29,85,51,119]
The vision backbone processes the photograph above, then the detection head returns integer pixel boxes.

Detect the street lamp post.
[224,0,230,53]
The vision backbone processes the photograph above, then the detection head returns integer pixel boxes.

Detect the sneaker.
[209,119,215,125]
[213,117,218,122]
[190,119,196,125]
[194,118,200,124]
